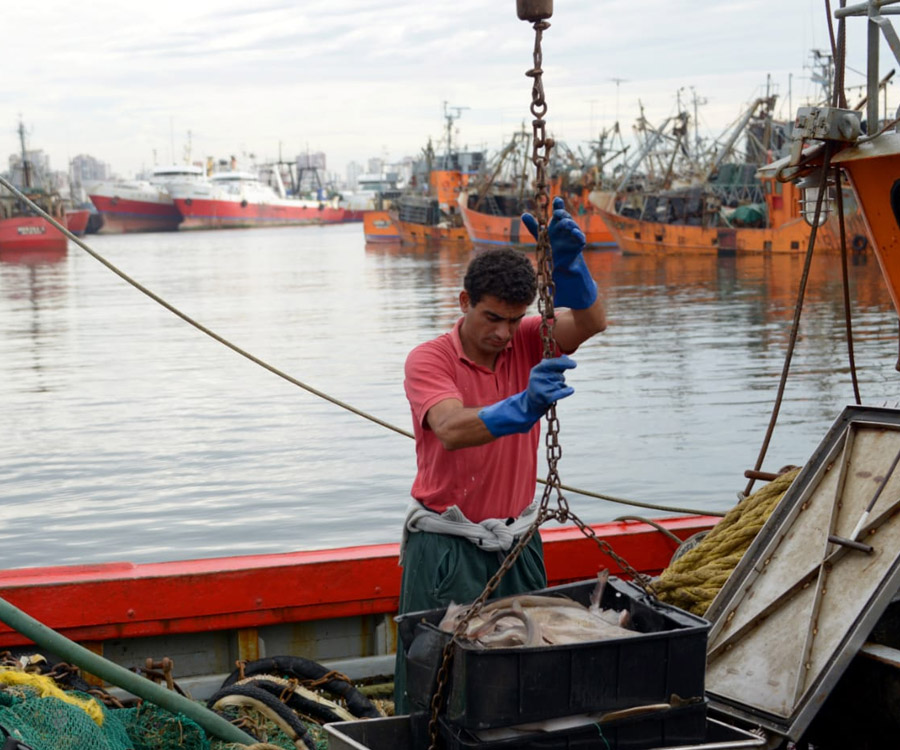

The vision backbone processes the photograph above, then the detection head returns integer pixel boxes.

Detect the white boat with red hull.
[87,164,206,233]
[170,169,357,230]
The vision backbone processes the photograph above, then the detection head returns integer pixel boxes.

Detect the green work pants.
[393,530,547,714]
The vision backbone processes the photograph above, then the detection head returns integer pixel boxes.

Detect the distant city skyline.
[1,1,889,181]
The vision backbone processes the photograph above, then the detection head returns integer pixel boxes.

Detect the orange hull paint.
[833,133,900,317]
[459,198,616,249]
[595,207,814,256]
[363,210,400,242]
[395,218,470,246]
[595,175,870,257]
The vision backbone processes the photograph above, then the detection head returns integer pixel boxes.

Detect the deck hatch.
[705,405,900,741]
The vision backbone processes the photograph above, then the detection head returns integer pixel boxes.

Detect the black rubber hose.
[222,655,380,718]
[240,677,349,725]
[207,683,316,750]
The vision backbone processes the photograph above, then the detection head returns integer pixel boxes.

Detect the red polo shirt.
[404,315,548,522]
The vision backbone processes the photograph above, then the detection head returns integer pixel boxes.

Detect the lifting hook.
[517,0,553,22]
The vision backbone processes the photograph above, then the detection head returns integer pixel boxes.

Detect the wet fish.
[439,569,636,648]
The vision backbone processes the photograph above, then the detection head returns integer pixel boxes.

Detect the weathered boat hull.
[89,194,182,234]
[395,219,470,246]
[459,196,616,249]
[363,210,400,242]
[595,206,813,256]
[174,197,354,229]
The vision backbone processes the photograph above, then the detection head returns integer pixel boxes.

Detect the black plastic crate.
[437,700,708,750]
[397,577,709,731]
[325,715,766,750]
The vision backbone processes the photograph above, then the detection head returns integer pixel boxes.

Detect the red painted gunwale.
[0,516,716,648]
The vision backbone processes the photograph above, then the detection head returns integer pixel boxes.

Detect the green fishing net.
[0,684,327,750]
[0,686,210,750]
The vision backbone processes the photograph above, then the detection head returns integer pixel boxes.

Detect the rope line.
[655,468,800,615]
[0,175,723,519]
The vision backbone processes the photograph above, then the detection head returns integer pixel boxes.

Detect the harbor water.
[1,223,898,568]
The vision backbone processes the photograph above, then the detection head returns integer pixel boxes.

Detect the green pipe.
[0,595,256,745]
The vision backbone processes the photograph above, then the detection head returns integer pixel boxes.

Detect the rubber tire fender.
[852,234,868,252]
[221,655,381,718]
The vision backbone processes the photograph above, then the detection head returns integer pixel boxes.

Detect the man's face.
[459,291,529,363]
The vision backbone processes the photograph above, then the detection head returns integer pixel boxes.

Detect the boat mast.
[17,119,32,190]
[442,101,469,159]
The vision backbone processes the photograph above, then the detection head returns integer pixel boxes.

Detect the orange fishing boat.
[595,85,873,257]
[391,159,473,246]
[595,172,870,257]
[363,210,400,243]
[458,127,618,249]
[382,105,480,247]
[459,187,616,249]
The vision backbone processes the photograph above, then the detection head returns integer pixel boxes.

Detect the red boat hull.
[64,209,91,237]
[175,198,356,230]
[89,195,182,233]
[0,216,67,255]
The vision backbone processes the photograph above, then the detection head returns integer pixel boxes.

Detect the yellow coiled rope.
[0,667,104,726]
[654,468,801,617]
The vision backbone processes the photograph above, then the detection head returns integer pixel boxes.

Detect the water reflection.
[0,249,69,393]
[0,226,897,566]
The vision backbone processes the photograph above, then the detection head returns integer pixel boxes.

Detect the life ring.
[851,234,868,252]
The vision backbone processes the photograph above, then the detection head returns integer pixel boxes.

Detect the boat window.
[891,180,900,231]
[775,182,783,195]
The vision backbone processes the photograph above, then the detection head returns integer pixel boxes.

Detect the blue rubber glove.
[522,197,598,309]
[478,356,577,438]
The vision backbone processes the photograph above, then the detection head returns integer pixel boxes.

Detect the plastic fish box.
[396,577,709,731]
[324,715,766,750]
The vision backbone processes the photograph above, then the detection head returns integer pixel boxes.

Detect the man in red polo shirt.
[394,198,607,712]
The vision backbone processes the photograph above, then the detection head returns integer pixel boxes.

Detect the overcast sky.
[1,0,890,180]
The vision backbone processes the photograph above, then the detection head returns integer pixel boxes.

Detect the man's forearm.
[430,407,497,450]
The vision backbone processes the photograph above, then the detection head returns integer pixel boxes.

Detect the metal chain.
[426,16,651,749]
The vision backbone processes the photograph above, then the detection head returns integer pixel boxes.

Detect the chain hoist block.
[517,0,552,22]
[788,106,862,166]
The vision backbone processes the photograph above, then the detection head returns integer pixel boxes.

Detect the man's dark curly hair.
[464,248,537,306]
